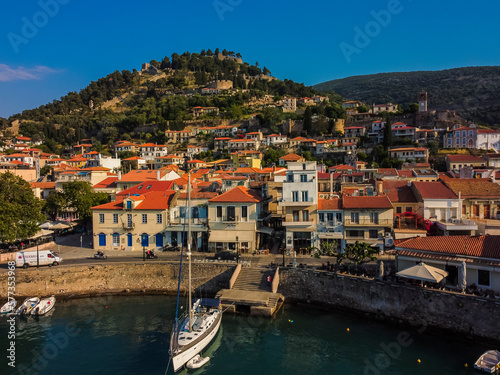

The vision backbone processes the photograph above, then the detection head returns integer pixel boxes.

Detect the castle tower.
[418,92,428,112]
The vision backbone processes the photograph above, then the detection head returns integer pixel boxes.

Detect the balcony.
[282,220,315,227]
[122,222,135,231]
[168,217,208,225]
[318,220,343,229]
[278,197,314,207]
[344,218,392,226]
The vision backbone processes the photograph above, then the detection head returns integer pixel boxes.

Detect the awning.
[257,226,274,235]
[396,262,448,283]
[209,231,254,243]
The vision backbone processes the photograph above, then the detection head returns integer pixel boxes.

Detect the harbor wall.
[278,268,500,342]
[1,263,234,299]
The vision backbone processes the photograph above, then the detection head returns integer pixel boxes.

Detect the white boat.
[169,172,222,372]
[474,350,500,373]
[31,296,56,316]
[186,354,210,369]
[15,297,40,316]
[1,300,17,315]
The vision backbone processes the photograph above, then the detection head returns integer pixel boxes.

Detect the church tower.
[418,92,428,112]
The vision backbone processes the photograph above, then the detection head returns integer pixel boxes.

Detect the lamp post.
[143,246,146,261]
[80,235,83,249]
[236,236,239,263]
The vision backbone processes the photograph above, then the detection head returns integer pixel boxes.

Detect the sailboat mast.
[187,171,192,332]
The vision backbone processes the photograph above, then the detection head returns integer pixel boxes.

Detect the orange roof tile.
[93,177,118,189]
[209,186,262,203]
[318,198,342,210]
[343,196,392,209]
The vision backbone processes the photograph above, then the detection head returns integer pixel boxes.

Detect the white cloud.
[0,64,60,82]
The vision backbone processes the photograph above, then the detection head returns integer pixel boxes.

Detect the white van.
[15,250,62,268]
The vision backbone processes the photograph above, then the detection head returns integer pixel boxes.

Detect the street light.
[236,236,239,263]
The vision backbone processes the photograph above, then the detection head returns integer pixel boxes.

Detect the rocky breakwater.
[1,264,234,299]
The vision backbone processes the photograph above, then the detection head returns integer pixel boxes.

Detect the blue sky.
[1,0,499,117]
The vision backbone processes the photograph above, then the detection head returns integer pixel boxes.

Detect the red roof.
[446,154,484,163]
[343,196,393,209]
[318,198,342,210]
[187,159,205,163]
[93,177,118,189]
[397,170,413,178]
[117,180,175,196]
[30,182,56,189]
[209,186,262,203]
[279,153,302,161]
[412,181,457,199]
[381,181,417,203]
[396,235,500,260]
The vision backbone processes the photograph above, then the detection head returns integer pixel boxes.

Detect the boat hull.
[172,311,222,372]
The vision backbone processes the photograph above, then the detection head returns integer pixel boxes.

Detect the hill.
[314,66,500,127]
[0,49,326,149]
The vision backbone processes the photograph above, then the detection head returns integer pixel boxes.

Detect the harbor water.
[0,295,491,375]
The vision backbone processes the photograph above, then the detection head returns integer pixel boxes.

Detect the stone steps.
[232,268,273,292]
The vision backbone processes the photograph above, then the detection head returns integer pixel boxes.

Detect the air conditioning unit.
[384,236,394,248]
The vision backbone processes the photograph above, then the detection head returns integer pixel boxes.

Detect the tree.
[408,103,419,113]
[358,105,369,113]
[44,191,66,220]
[344,241,379,265]
[303,106,313,135]
[0,172,45,242]
[382,117,392,149]
[263,67,271,76]
[62,181,108,223]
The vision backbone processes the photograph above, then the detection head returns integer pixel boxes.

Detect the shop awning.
[257,226,274,235]
[209,231,254,243]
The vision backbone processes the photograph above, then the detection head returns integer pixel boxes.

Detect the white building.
[282,97,297,112]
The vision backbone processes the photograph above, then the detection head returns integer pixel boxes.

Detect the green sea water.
[0,295,492,375]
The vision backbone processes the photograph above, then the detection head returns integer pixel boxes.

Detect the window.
[142,214,148,224]
[292,210,300,221]
[351,212,359,224]
[156,214,162,224]
[301,191,308,202]
[126,200,132,210]
[302,210,309,221]
[478,270,490,287]
[292,191,299,202]
[396,207,402,214]
[287,174,294,182]
[241,242,249,249]
[241,206,248,221]
[112,233,120,246]
[318,213,325,223]
[227,206,235,221]
[216,206,222,219]
[405,207,412,213]
[336,213,342,222]
[347,230,362,237]
[327,213,334,222]
[300,174,307,182]
[369,230,378,239]
[99,214,104,223]
[127,214,132,227]
[113,214,118,224]
[370,212,379,224]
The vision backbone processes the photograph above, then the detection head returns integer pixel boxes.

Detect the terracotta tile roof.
[484,153,500,159]
[440,178,500,198]
[396,235,500,260]
[134,191,177,209]
[412,181,457,199]
[80,167,110,171]
[478,129,500,134]
[381,181,417,203]
[117,180,175,196]
[342,195,393,209]
[30,182,56,189]
[378,168,398,176]
[178,188,218,200]
[330,164,355,171]
[93,177,118,189]
[290,137,307,141]
[259,167,287,174]
[209,186,262,203]
[234,167,260,174]
[279,153,302,161]
[397,170,413,178]
[119,170,170,182]
[318,198,342,210]
[187,159,205,163]
[445,154,484,163]
[123,156,144,161]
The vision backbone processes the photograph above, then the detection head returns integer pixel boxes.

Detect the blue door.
[127,233,132,247]
[98,233,106,246]
[141,234,149,247]
[155,234,163,248]
[126,201,132,209]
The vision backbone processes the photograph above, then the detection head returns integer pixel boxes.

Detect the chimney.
[377,180,383,195]
[157,170,161,180]
[118,171,122,180]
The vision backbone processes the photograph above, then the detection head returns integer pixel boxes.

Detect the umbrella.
[396,262,448,283]
[50,222,71,230]
[461,261,467,293]
[29,229,54,239]
[39,221,53,229]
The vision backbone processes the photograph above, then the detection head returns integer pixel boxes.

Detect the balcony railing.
[278,197,314,206]
[169,218,208,225]
[122,222,135,230]
[344,218,392,226]
[319,220,343,228]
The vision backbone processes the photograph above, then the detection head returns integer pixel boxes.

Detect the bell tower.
[418,92,427,112]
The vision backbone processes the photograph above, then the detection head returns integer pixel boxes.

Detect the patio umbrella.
[396,262,448,283]
[28,229,54,239]
[39,221,53,229]
[50,222,71,230]
[461,261,467,293]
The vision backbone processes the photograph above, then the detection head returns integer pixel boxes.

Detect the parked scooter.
[146,250,158,259]
[94,251,107,259]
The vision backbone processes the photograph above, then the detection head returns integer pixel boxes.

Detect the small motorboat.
[31,297,56,316]
[474,350,500,373]
[0,300,17,315]
[15,297,40,316]
[186,355,210,370]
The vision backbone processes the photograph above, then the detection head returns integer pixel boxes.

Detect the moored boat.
[15,297,40,316]
[474,350,500,373]
[31,296,56,316]
[0,300,17,315]
[186,354,210,369]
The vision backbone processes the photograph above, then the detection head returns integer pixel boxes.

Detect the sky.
[1,0,499,117]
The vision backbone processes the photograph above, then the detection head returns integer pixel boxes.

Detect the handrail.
[272,266,280,294]
[229,263,242,289]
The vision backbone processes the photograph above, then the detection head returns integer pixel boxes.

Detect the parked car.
[214,251,237,261]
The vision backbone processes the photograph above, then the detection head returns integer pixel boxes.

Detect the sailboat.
[169,172,222,372]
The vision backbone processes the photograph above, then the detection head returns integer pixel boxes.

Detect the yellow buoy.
[465,364,468,368]
[347,328,350,332]
[417,359,421,363]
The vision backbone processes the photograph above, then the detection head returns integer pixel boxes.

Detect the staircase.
[232,268,273,292]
